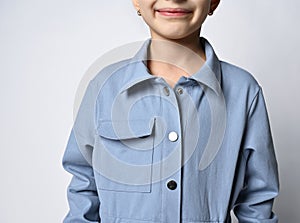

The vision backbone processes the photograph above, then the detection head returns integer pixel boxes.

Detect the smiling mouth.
[156,8,192,17]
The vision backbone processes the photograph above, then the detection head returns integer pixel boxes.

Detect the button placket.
[159,83,182,223]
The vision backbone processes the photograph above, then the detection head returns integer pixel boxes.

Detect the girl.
[62,0,279,222]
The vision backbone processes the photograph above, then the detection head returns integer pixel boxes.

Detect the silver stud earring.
[208,11,213,16]
[137,9,142,16]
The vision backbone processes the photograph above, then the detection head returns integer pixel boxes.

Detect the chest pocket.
[93,118,156,193]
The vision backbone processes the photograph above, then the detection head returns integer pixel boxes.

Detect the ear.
[132,0,140,11]
[210,0,220,13]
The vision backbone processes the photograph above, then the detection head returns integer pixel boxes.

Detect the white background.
[0,0,299,222]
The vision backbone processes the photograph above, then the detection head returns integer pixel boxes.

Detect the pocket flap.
[96,118,155,140]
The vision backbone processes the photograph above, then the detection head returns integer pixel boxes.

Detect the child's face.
[132,0,218,40]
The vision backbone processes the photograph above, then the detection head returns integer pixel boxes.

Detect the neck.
[148,31,206,77]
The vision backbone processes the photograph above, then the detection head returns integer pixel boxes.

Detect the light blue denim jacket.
[62,38,279,223]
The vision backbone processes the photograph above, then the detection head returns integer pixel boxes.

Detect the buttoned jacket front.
[62,38,279,223]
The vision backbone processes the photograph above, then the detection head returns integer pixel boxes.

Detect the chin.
[162,33,195,41]
[152,30,192,40]
[151,25,200,41]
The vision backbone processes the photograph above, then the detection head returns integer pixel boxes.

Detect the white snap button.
[168,131,178,142]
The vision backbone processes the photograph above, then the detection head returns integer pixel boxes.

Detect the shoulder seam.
[246,86,262,118]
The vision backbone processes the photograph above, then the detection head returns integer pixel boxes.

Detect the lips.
[156,8,192,17]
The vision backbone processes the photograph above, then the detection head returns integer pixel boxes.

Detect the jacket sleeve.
[62,81,100,222]
[233,88,279,222]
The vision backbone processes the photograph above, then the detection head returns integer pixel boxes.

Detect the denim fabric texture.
[62,38,279,223]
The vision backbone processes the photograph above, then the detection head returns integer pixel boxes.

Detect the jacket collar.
[120,37,222,95]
